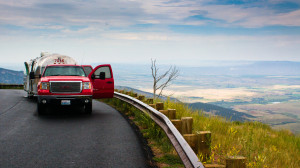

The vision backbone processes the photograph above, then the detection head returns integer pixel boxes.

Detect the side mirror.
[91,74,95,79]
[100,72,105,80]
[29,72,35,79]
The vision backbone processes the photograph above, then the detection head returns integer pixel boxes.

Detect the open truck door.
[88,64,114,99]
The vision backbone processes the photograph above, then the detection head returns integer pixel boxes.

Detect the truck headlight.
[83,82,91,90]
[40,82,49,90]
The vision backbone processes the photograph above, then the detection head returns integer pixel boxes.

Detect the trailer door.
[89,64,114,99]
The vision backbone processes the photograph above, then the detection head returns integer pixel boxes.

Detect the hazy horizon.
[1,59,300,71]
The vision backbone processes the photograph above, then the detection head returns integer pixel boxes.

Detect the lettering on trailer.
[53,58,65,64]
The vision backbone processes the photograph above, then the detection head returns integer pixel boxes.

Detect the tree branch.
[151,59,179,99]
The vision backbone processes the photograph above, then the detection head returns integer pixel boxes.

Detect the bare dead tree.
[151,59,179,100]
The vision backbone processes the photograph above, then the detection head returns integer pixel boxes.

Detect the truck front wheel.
[84,103,92,114]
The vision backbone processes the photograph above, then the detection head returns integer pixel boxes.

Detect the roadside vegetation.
[102,91,300,168]
[101,97,184,168]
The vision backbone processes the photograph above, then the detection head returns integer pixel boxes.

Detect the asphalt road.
[0,89,148,168]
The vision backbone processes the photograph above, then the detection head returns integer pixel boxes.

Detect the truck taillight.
[40,82,50,90]
[83,82,91,90]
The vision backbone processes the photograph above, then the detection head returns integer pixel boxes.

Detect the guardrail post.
[147,98,153,104]
[171,119,182,133]
[183,134,198,153]
[149,104,156,109]
[132,93,138,98]
[181,117,193,134]
[168,109,176,119]
[226,156,246,168]
[159,110,169,117]
[138,95,145,101]
[156,102,164,111]
[204,164,226,168]
[197,131,211,162]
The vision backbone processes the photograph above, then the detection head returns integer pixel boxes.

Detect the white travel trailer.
[24,52,77,98]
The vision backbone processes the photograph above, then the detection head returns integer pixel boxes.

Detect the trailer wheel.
[27,92,33,99]
[84,103,92,115]
[37,103,45,115]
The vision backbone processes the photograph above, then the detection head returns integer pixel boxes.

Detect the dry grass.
[164,99,300,167]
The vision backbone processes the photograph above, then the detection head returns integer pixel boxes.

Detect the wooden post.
[159,110,169,117]
[132,93,138,98]
[168,109,176,119]
[204,164,226,168]
[171,119,182,133]
[149,104,156,109]
[197,131,211,162]
[156,102,164,111]
[181,117,193,134]
[184,134,197,153]
[226,156,246,168]
[138,95,145,101]
[147,98,153,104]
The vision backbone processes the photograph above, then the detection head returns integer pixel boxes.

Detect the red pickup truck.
[37,64,114,114]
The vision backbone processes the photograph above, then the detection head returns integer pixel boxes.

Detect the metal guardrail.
[114,92,204,168]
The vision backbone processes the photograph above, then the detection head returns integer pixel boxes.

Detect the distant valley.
[116,86,255,122]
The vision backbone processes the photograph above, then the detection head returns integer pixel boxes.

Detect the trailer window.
[43,66,86,77]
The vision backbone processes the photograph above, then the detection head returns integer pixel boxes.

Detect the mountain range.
[180,61,300,76]
[0,68,23,84]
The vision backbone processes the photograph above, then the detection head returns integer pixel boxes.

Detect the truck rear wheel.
[37,103,46,115]
[84,103,92,114]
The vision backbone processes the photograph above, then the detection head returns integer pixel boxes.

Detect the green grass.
[102,91,300,167]
[153,154,183,167]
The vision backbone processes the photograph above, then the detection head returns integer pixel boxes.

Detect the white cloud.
[0,0,299,65]
[1,0,300,32]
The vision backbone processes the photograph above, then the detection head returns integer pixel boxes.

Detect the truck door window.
[94,66,111,79]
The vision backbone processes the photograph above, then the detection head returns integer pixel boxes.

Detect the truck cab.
[36,64,114,115]
[24,53,114,115]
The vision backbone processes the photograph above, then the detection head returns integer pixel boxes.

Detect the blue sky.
[0,0,300,67]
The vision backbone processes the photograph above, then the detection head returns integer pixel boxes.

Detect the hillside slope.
[189,102,255,121]
[0,67,23,84]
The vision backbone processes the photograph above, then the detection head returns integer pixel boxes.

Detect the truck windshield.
[43,66,86,77]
